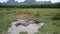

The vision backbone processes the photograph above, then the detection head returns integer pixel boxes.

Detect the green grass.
[19,32,28,34]
[38,24,55,34]
[0,8,60,34]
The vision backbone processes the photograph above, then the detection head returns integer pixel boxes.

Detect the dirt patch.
[16,13,35,19]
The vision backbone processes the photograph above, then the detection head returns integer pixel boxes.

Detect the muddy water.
[8,19,44,34]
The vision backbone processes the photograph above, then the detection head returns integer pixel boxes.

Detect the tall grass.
[52,12,60,20]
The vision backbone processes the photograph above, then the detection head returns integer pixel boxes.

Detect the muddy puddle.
[8,19,45,34]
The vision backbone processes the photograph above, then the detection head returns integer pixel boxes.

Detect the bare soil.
[16,13,35,19]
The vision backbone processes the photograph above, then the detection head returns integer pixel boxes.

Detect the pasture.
[0,8,60,34]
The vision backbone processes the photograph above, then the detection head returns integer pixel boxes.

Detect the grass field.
[0,8,60,34]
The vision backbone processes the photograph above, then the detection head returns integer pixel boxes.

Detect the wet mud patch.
[8,19,45,34]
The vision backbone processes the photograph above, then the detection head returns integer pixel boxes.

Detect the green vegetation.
[0,8,60,34]
[52,12,60,20]
[0,2,60,8]
[38,24,55,34]
[19,32,28,34]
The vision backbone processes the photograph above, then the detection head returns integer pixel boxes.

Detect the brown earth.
[16,13,35,19]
